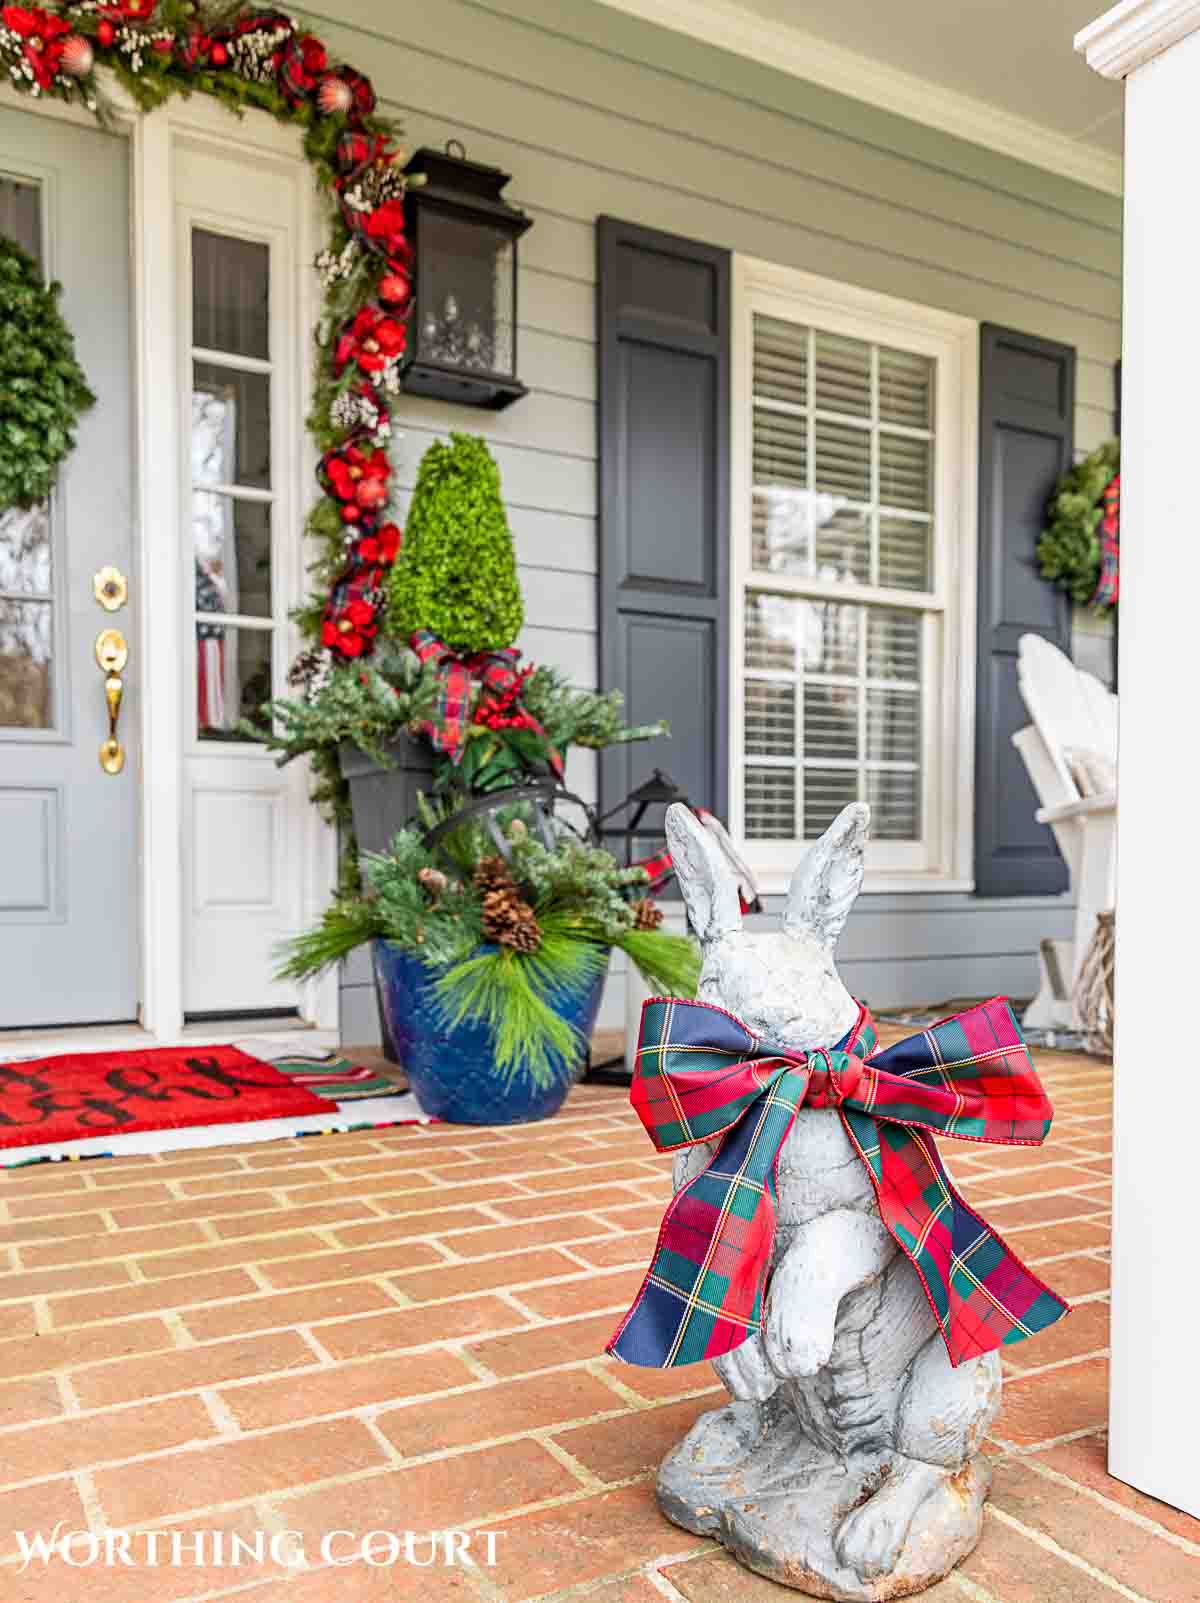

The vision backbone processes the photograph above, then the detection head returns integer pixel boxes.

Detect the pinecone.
[473,854,515,896]
[632,897,664,931]
[481,885,542,952]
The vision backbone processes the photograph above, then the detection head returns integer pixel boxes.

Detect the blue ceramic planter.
[374,941,608,1124]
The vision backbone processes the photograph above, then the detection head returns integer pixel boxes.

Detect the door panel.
[0,109,137,1027]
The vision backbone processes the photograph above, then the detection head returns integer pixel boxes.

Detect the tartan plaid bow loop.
[409,629,563,777]
[606,996,1070,1370]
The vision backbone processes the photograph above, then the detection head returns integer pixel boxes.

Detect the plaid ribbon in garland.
[409,629,563,777]
[606,996,1069,1369]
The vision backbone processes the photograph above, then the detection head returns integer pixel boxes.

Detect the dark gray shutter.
[974,324,1075,897]
[596,217,730,819]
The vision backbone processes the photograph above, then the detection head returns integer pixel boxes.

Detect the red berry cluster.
[473,665,539,733]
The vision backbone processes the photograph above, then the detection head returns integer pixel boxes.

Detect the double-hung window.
[731,261,977,890]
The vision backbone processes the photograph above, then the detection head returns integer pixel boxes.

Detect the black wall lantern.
[401,141,532,411]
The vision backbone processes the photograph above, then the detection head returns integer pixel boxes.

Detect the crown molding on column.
[1076,0,1200,78]
[590,0,1123,194]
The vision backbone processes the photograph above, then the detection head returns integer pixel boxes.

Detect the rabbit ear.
[665,803,742,945]
[783,802,869,951]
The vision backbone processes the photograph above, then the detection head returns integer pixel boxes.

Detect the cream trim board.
[729,255,978,895]
[592,0,1123,195]
[1077,0,1200,77]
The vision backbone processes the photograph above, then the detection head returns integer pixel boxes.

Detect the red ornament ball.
[316,75,353,116]
[210,41,229,66]
[60,35,94,77]
[340,503,361,524]
[377,268,411,308]
[96,18,115,47]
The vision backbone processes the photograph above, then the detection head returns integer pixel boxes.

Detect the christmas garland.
[0,234,95,511]
[0,0,411,661]
[1037,439,1120,611]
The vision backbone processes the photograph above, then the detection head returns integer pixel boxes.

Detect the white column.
[1077,0,1200,1520]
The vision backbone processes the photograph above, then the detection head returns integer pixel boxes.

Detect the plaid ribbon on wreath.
[409,629,563,776]
[606,996,1069,1369]
[1091,472,1120,609]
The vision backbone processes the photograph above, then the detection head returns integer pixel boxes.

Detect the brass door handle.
[95,628,128,774]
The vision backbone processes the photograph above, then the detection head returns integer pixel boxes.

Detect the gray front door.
[0,108,138,1028]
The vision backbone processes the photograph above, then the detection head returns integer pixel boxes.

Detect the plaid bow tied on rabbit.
[606,995,1069,1369]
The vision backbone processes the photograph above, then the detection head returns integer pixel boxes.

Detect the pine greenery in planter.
[387,432,524,652]
[280,823,700,1086]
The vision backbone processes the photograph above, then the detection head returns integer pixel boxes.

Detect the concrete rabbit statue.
[653,801,1002,1601]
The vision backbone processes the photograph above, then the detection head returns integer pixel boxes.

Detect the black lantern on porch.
[401,142,531,410]
[594,768,692,883]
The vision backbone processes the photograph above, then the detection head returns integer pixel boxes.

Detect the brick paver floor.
[0,1038,1193,1602]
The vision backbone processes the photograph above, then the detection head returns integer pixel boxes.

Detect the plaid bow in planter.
[606,996,1069,1369]
[409,629,563,778]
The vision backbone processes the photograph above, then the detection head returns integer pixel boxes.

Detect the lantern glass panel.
[416,209,516,378]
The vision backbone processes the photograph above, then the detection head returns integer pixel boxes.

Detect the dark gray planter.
[339,731,436,1062]
[339,731,436,858]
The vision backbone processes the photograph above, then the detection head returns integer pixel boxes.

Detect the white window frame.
[730,256,979,895]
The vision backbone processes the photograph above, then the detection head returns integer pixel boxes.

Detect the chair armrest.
[1036,792,1116,824]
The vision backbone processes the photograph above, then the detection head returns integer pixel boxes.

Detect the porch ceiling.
[741,0,1122,151]
[594,0,1124,191]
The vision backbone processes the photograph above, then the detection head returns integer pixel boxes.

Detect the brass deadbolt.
[93,566,128,612]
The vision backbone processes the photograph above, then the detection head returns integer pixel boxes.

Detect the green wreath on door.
[0,236,95,514]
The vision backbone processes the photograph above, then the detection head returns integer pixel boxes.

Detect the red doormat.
[0,1046,330,1151]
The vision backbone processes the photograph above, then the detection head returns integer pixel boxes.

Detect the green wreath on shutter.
[1036,440,1120,609]
[0,236,96,515]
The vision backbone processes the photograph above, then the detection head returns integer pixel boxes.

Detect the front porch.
[0,1034,1182,1603]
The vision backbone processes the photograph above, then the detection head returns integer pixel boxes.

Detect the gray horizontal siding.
[328,0,1120,1044]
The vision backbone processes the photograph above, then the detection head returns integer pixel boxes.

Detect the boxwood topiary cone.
[388,432,524,653]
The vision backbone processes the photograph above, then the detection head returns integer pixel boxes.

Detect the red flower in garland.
[334,305,407,378]
[364,198,407,256]
[2,5,70,88]
[324,442,391,508]
[278,30,327,104]
[356,522,401,566]
[322,595,378,658]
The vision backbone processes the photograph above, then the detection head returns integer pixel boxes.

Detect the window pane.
[815,330,870,418]
[0,504,51,595]
[0,598,53,729]
[753,405,807,489]
[745,766,795,840]
[802,598,859,678]
[814,503,870,587]
[879,346,933,430]
[866,686,920,762]
[192,228,269,360]
[192,363,271,490]
[804,682,858,762]
[0,177,41,263]
[867,768,920,840]
[745,680,794,757]
[814,417,870,502]
[415,212,516,376]
[744,592,797,672]
[878,515,931,592]
[803,767,858,839]
[752,315,807,405]
[196,624,272,741]
[879,430,932,513]
[192,493,271,619]
[867,607,921,683]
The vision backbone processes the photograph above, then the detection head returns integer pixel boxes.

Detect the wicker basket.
[1073,909,1114,1058]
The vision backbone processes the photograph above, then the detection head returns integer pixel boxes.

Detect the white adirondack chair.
[1012,634,1118,1030]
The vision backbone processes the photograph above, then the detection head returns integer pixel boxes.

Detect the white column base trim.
[1076,0,1200,78]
